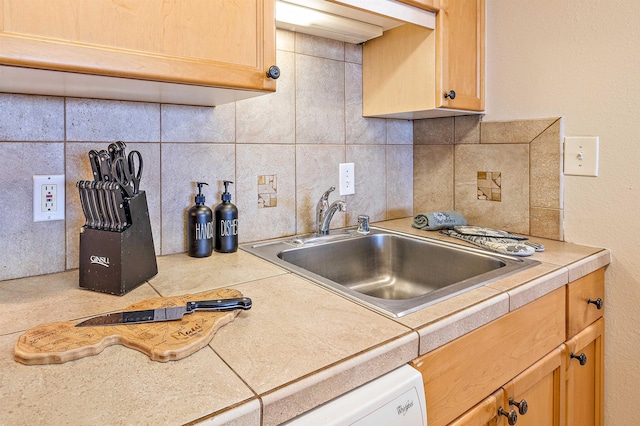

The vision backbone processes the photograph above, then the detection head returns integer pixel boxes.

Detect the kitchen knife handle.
[187,297,252,312]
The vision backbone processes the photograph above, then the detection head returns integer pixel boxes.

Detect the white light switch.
[564,137,599,177]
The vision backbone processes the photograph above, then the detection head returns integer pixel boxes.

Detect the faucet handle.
[321,186,336,200]
[357,215,370,235]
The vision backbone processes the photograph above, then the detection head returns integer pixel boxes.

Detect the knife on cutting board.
[75,297,252,327]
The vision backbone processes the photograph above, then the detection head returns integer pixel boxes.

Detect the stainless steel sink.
[242,228,539,317]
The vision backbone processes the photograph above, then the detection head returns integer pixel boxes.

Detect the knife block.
[79,191,157,295]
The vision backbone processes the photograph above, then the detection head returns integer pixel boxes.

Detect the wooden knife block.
[79,191,157,295]
[14,288,245,365]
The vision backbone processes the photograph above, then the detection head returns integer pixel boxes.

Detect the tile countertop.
[0,218,610,426]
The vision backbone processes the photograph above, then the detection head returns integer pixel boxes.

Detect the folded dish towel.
[440,226,545,257]
[412,211,467,231]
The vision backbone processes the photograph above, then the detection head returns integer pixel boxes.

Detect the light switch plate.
[564,137,599,176]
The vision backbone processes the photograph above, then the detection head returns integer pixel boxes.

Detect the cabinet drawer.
[410,287,566,426]
[567,268,604,339]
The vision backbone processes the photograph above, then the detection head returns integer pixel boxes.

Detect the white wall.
[485,1,640,423]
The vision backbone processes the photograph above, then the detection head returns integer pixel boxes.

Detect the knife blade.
[75,297,252,327]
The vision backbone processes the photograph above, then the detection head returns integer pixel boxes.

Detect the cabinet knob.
[444,90,456,100]
[266,65,281,79]
[587,297,603,309]
[509,398,529,415]
[498,407,518,425]
[571,352,587,366]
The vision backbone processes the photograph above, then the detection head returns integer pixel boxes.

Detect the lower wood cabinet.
[410,287,566,425]
[410,268,605,426]
[501,346,565,426]
[449,347,565,426]
[565,318,604,426]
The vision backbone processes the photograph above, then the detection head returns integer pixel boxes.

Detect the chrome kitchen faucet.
[316,186,346,235]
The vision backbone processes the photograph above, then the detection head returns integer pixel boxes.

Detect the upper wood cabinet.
[438,0,485,111]
[0,0,277,106]
[362,0,484,119]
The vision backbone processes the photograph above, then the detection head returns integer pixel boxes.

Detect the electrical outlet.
[339,163,355,195]
[33,175,65,222]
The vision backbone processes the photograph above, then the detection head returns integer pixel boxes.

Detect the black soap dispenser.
[214,180,238,253]
[187,182,213,258]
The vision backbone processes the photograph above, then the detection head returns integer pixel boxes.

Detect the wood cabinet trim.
[395,0,441,13]
[0,33,275,92]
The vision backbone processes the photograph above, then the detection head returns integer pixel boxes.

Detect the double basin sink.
[242,228,539,317]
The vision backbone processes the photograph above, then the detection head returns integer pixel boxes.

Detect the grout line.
[63,96,69,271]
[159,104,163,255]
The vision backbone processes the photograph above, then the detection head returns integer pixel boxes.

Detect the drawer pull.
[444,90,456,100]
[498,407,518,425]
[587,297,603,309]
[571,352,587,366]
[509,397,529,415]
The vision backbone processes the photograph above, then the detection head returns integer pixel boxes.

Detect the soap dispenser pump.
[214,180,238,253]
[187,182,213,258]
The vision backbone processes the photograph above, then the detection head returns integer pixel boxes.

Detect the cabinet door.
[0,0,276,93]
[503,346,566,426]
[566,318,604,426]
[449,389,504,426]
[437,0,485,110]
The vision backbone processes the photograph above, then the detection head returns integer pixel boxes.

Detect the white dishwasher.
[283,364,427,426]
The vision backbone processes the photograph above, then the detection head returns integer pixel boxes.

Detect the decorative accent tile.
[258,175,277,208]
[477,171,502,201]
[454,144,529,235]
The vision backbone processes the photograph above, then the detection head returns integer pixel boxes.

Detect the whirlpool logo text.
[397,399,414,416]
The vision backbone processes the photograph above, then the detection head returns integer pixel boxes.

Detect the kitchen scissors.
[111,150,143,198]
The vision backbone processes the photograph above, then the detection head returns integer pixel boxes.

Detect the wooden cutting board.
[14,288,246,365]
